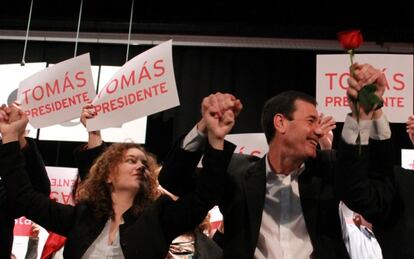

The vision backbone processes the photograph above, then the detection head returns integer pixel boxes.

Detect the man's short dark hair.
[261,91,317,143]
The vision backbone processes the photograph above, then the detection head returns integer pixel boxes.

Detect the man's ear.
[273,114,287,134]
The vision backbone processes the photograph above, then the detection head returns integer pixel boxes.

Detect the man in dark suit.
[159,63,392,259]
[370,115,414,259]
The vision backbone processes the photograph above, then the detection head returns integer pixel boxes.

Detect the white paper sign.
[38,65,99,142]
[401,149,414,170]
[18,54,96,128]
[46,166,79,205]
[316,54,413,123]
[87,40,179,131]
[0,63,46,138]
[225,133,268,157]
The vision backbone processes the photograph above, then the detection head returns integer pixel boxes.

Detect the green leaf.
[357,83,383,113]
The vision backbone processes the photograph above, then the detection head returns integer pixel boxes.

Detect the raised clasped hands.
[201,92,243,149]
[347,63,387,120]
[0,103,29,143]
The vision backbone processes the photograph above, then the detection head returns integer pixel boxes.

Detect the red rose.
[337,30,363,49]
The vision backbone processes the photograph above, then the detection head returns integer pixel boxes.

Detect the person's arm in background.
[337,63,395,225]
[74,104,106,181]
[158,93,242,197]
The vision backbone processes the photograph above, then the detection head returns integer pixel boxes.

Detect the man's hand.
[205,109,235,140]
[202,93,243,149]
[318,113,336,150]
[0,104,9,124]
[198,92,242,135]
[347,63,387,120]
[407,115,414,145]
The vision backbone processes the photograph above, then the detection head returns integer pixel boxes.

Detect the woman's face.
[108,147,149,194]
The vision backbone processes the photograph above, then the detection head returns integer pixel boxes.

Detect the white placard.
[316,54,413,123]
[87,40,179,131]
[198,133,268,167]
[98,66,147,143]
[18,54,96,128]
[46,166,79,205]
[401,149,414,170]
[225,133,268,158]
[38,65,99,141]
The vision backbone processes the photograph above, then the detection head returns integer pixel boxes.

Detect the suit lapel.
[243,158,266,248]
[298,165,321,247]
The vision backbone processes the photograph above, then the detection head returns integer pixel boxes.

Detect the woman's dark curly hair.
[77,143,160,219]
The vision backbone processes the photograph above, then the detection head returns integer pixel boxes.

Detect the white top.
[81,219,124,259]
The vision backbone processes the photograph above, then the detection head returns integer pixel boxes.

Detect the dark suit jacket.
[373,166,414,259]
[0,138,50,259]
[159,138,393,259]
[193,229,222,259]
[0,140,234,259]
[355,136,414,258]
[221,151,352,259]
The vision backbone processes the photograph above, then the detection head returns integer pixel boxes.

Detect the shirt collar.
[265,154,305,181]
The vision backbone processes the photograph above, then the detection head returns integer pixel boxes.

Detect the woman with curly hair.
[0,102,235,259]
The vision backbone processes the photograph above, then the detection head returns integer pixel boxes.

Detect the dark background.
[0,0,413,167]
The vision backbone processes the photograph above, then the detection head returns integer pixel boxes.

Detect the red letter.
[393,73,405,90]
[325,73,337,90]
[153,59,165,77]
[75,71,87,87]
[339,72,350,90]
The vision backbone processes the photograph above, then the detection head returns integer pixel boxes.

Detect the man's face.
[282,100,322,160]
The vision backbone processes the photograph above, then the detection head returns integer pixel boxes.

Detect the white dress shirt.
[254,160,312,259]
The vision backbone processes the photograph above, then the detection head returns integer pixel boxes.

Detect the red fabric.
[40,232,67,259]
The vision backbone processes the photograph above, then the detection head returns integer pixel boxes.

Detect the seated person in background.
[0,103,50,259]
[24,222,41,259]
[339,202,383,259]
[0,102,235,258]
